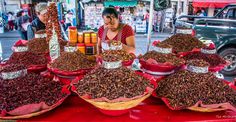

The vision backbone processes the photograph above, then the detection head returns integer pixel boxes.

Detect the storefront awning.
[104,1,138,7]
[193,0,236,8]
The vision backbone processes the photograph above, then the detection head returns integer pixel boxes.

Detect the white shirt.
[8,14,15,21]
[65,14,73,24]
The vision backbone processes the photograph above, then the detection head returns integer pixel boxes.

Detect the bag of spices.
[0,64,70,118]
[155,59,236,112]
[71,66,155,116]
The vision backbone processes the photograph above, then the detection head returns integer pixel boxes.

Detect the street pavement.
[0,31,234,81]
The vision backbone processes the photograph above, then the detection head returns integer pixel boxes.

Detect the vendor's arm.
[123,36,135,54]
[97,37,102,55]
[97,26,104,55]
[122,25,135,54]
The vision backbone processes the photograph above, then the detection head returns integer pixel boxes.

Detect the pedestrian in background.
[27,2,47,40]
[7,12,15,31]
[16,10,30,40]
[65,11,73,31]
[199,9,207,16]
[144,9,149,35]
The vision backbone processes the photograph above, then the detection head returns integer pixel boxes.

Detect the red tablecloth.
[18,95,236,122]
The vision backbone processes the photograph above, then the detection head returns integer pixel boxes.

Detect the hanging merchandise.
[46,2,68,61]
[49,29,60,61]
[84,3,104,30]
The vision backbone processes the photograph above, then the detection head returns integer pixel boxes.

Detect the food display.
[187,59,210,67]
[102,52,121,62]
[74,66,152,100]
[2,0,236,119]
[0,74,66,112]
[156,69,236,110]
[101,50,135,62]
[28,38,49,53]
[6,51,47,66]
[49,51,96,72]
[160,34,205,53]
[139,51,185,66]
[0,64,26,72]
[0,64,68,116]
[183,52,227,68]
[155,43,173,49]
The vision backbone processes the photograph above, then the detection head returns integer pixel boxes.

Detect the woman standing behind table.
[97,7,135,54]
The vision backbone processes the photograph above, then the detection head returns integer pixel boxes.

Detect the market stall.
[0,2,236,122]
[83,1,154,33]
[19,96,236,121]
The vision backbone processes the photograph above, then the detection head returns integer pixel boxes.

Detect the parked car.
[175,4,236,75]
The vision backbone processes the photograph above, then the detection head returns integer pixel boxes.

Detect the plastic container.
[84,33,91,44]
[85,44,95,55]
[78,32,83,43]
[91,33,97,44]
[78,43,85,54]
[68,26,77,43]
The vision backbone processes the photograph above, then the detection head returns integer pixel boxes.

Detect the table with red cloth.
[16,94,236,122]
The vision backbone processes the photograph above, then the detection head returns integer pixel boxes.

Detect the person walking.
[144,9,149,35]
[199,9,207,17]
[16,10,30,40]
[65,11,73,31]
[7,12,15,31]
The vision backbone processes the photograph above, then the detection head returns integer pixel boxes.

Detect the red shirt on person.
[98,24,134,45]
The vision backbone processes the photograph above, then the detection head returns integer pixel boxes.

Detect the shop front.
[192,0,236,16]
[83,0,153,33]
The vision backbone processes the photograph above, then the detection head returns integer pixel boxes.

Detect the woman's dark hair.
[8,12,13,15]
[102,7,118,19]
[17,10,23,17]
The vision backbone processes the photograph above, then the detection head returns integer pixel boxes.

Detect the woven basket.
[0,94,69,120]
[80,93,151,110]
[188,106,228,112]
